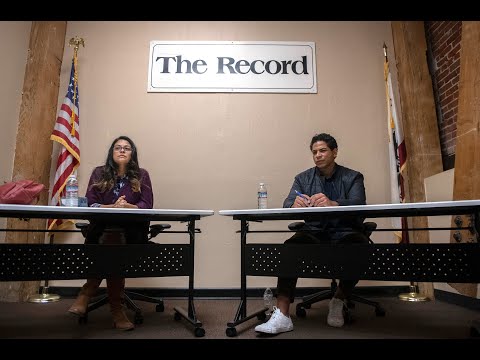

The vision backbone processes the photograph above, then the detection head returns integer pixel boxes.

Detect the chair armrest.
[149,223,172,238]
[363,221,377,239]
[75,222,89,237]
[288,222,305,231]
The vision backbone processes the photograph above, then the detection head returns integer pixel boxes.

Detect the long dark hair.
[92,135,142,193]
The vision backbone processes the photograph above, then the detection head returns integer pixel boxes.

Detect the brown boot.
[68,278,102,316]
[107,277,134,331]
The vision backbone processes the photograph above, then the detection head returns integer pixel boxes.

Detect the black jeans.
[276,230,369,303]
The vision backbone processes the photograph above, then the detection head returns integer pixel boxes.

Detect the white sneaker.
[255,307,294,334]
[327,297,345,328]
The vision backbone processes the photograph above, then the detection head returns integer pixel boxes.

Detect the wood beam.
[0,21,66,302]
[391,21,444,299]
[448,21,480,297]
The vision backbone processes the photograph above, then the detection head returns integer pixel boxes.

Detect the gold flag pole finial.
[69,36,85,50]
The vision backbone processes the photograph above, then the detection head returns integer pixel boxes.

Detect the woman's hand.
[112,195,138,208]
[112,195,126,208]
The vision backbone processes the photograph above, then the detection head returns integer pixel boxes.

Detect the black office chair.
[290,221,386,322]
[74,222,170,325]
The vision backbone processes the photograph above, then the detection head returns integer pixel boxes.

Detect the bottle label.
[65,198,78,207]
[258,191,267,198]
[258,196,267,209]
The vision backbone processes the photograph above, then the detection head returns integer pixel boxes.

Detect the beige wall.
[3,21,409,289]
[0,22,31,242]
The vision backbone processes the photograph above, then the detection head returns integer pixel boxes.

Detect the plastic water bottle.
[65,174,79,207]
[258,182,268,209]
[263,287,273,315]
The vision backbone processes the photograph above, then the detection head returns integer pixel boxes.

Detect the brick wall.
[424,21,462,170]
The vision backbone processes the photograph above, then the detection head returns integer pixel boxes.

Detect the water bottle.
[258,182,268,209]
[263,287,273,315]
[65,174,79,207]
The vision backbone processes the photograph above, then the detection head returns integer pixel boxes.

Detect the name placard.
[147,41,317,93]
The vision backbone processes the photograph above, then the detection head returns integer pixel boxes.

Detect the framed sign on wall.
[147,41,317,93]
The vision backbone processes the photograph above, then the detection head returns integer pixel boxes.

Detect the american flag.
[48,58,80,230]
[384,50,409,244]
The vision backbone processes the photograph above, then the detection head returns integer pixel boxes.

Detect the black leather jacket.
[283,164,366,239]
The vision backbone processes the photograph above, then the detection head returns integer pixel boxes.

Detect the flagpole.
[28,36,85,304]
[68,36,84,137]
[382,43,428,302]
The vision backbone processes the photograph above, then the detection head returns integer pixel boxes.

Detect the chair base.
[77,291,164,325]
[295,281,386,318]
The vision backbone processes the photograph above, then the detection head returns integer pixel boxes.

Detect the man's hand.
[292,194,311,208]
[309,193,338,207]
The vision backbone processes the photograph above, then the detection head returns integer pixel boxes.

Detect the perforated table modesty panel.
[0,243,192,281]
[245,243,480,282]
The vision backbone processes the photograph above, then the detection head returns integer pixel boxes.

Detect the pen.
[294,190,308,200]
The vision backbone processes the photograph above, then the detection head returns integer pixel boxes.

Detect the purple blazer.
[85,166,154,209]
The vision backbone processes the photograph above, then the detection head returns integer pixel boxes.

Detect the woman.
[67,135,154,331]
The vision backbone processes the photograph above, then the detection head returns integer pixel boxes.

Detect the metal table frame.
[0,204,213,337]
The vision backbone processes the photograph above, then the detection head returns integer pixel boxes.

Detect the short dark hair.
[310,133,338,151]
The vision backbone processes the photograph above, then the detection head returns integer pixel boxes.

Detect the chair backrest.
[287,221,378,242]
[74,222,172,242]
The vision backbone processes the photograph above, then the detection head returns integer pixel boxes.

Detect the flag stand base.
[398,284,429,302]
[28,232,61,303]
[28,286,60,303]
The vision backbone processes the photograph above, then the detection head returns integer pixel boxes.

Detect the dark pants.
[276,230,369,303]
[85,221,150,245]
[78,220,150,308]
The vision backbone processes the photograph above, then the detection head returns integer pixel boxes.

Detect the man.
[255,133,369,335]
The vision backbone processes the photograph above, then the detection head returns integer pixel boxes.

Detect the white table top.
[0,204,214,221]
[218,200,480,219]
